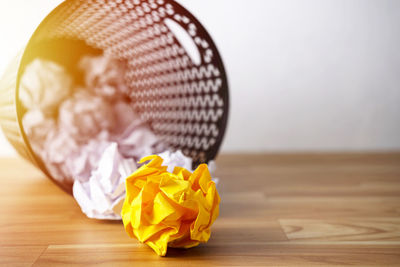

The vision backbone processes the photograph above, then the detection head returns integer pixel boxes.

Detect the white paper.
[22,109,56,156]
[19,58,72,114]
[113,101,142,135]
[73,142,137,220]
[158,150,193,172]
[118,123,162,160]
[43,127,79,183]
[79,55,129,99]
[65,131,111,183]
[58,89,115,143]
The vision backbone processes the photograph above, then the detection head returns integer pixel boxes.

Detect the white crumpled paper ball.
[65,131,112,183]
[19,58,72,114]
[58,89,115,143]
[22,109,56,156]
[158,149,193,172]
[78,55,129,100]
[73,142,136,220]
[42,128,79,183]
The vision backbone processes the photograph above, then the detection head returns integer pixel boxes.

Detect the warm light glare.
[0,0,62,156]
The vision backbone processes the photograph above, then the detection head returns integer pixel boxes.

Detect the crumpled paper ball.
[117,123,162,160]
[58,89,115,143]
[158,150,193,172]
[112,101,142,135]
[19,58,72,114]
[78,55,129,99]
[43,128,80,183]
[121,155,220,256]
[73,142,136,220]
[66,131,111,183]
[22,109,56,156]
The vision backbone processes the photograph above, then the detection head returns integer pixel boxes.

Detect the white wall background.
[1,0,399,156]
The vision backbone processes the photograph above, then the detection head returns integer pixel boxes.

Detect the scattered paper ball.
[121,155,220,256]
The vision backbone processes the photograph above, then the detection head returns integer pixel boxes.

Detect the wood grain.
[0,153,399,266]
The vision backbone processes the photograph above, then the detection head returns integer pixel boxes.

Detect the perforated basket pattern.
[26,0,229,165]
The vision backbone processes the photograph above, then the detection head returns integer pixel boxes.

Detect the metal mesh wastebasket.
[0,0,229,193]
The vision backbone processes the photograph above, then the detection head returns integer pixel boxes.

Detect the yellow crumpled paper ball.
[121,155,220,256]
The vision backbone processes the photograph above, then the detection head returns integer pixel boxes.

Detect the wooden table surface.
[1,153,400,266]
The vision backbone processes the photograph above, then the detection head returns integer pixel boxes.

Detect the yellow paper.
[121,155,220,256]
